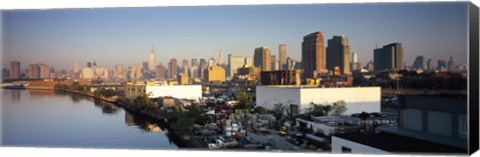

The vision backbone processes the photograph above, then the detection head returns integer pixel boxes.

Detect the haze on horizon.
[1,2,469,70]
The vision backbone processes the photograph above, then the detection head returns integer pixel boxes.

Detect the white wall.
[256,86,301,110]
[331,136,390,154]
[256,86,381,115]
[299,87,381,115]
[146,85,202,100]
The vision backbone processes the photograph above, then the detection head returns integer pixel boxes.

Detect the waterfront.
[1,89,179,149]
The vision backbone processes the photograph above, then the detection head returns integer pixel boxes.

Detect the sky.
[1,2,469,70]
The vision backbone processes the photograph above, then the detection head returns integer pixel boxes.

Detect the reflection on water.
[2,89,179,149]
[10,89,21,103]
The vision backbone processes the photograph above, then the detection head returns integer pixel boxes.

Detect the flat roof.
[334,132,467,155]
[257,85,380,89]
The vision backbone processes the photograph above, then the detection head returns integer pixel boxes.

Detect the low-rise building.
[331,95,468,154]
[256,86,381,115]
[204,65,226,83]
[124,81,146,99]
[260,69,302,85]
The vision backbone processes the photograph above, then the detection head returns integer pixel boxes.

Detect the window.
[342,146,352,153]
[459,121,467,134]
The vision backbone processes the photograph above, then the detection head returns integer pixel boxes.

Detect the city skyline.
[2,2,468,70]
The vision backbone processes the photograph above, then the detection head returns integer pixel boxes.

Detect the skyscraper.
[142,61,149,72]
[437,60,447,71]
[244,57,253,67]
[130,65,143,80]
[218,49,224,65]
[373,42,404,72]
[149,47,156,71]
[326,35,351,75]
[199,58,207,80]
[279,44,287,70]
[228,54,245,79]
[271,55,278,70]
[412,55,426,70]
[10,61,20,79]
[155,63,166,80]
[27,64,40,79]
[254,47,271,71]
[182,59,189,76]
[351,52,361,71]
[302,32,325,79]
[191,58,199,67]
[168,58,178,78]
[427,58,434,71]
[447,56,456,72]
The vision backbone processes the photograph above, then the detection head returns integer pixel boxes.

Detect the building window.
[459,121,467,134]
[341,146,352,153]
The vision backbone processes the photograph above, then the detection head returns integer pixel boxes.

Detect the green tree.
[331,100,347,115]
[235,91,253,110]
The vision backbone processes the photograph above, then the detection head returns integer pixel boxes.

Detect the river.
[1,89,179,149]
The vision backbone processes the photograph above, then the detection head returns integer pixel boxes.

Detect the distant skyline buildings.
[149,47,156,71]
[10,61,20,79]
[2,3,468,70]
[279,44,287,70]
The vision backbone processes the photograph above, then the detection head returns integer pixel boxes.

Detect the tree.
[235,91,253,110]
[272,103,287,119]
[304,102,326,117]
[331,100,347,115]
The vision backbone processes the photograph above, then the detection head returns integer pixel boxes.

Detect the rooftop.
[334,132,467,155]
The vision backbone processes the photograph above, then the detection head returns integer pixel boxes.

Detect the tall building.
[191,58,199,67]
[199,58,207,80]
[326,35,351,75]
[81,67,94,79]
[447,56,456,72]
[182,59,189,76]
[228,54,245,79]
[302,32,326,79]
[3,68,10,79]
[271,55,279,70]
[279,44,287,70]
[114,64,127,80]
[427,58,434,71]
[87,62,92,68]
[155,63,167,80]
[366,61,374,72]
[218,49,224,65]
[168,58,178,78]
[149,47,156,71]
[10,61,20,79]
[437,60,447,71]
[130,65,143,80]
[373,42,404,72]
[351,52,361,71]
[245,57,253,67]
[38,64,50,79]
[412,55,426,70]
[208,58,216,67]
[254,46,271,71]
[142,61,149,72]
[204,65,225,83]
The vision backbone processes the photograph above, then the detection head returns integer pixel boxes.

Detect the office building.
[218,49,224,66]
[155,63,167,80]
[427,58,434,71]
[373,42,404,72]
[204,65,225,83]
[130,65,143,80]
[199,58,207,79]
[168,58,178,78]
[326,35,351,75]
[412,55,426,70]
[149,47,156,71]
[279,44,287,70]
[228,54,245,79]
[271,55,279,70]
[437,60,447,71]
[302,32,326,79]
[182,59,189,77]
[245,57,253,67]
[254,47,272,71]
[142,61,149,72]
[10,61,21,79]
[448,56,456,72]
[177,73,189,85]
[3,68,10,79]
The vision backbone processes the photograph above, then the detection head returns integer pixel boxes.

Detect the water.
[1,89,179,150]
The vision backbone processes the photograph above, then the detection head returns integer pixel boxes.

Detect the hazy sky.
[2,2,469,70]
